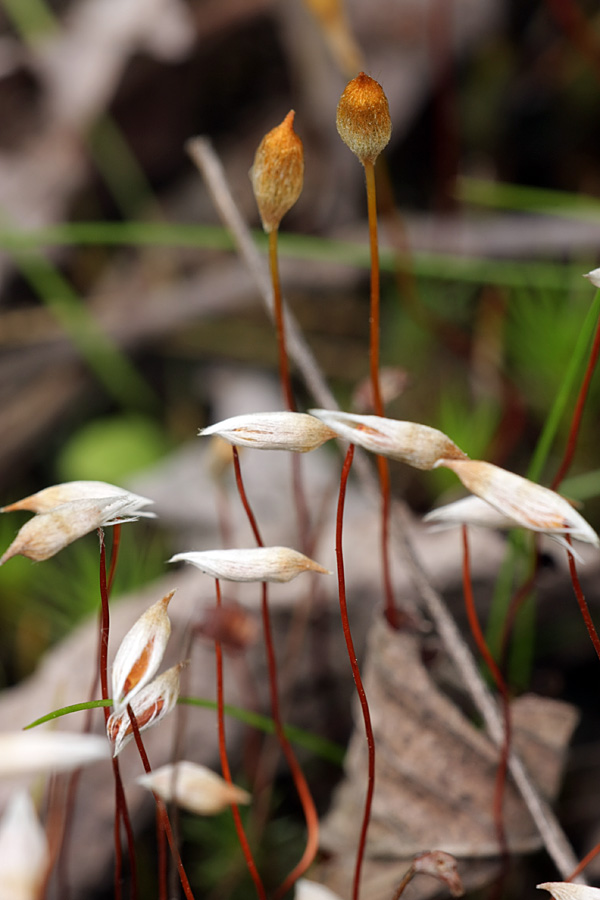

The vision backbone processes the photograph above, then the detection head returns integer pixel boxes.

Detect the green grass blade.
[527,288,600,483]
[458,176,600,220]
[24,696,345,765]
[25,699,112,728]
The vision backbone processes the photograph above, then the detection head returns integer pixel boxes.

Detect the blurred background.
[2,0,600,892]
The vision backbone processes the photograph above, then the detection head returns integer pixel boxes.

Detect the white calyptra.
[136,761,251,814]
[0,495,153,565]
[111,591,174,713]
[169,547,331,583]
[1,480,154,516]
[107,663,184,757]
[538,884,600,900]
[583,268,600,289]
[309,409,467,470]
[435,458,599,548]
[0,791,49,900]
[200,411,337,453]
[424,495,517,532]
[0,731,109,777]
[294,880,344,900]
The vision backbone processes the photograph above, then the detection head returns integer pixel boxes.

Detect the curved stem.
[127,706,195,900]
[461,526,510,861]
[232,448,262,546]
[269,227,295,412]
[336,444,375,900]
[551,309,600,490]
[214,579,267,900]
[231,450,319,897]
[566,537,600,663]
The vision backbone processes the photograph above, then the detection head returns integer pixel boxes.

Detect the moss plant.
[6,61,600,900]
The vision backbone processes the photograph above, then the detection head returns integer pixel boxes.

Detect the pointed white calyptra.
[308,409,467,470]
[0,731,110,777]
[169,547,331,583]
[0,791,49,900]
[0,495,154,565]
[538,884,600,900]
[107,663,184,757]
[1,481,155,516]
[583,268,600,289]
[111,591,175,713]
[136,761,251,815]
[200,411,337,453]
[435,458,599,549]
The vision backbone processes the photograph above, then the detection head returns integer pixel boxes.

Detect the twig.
[188,136,585,883]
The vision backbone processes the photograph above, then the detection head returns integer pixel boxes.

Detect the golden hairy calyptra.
[250,110,304,233]
[336,72,391,164]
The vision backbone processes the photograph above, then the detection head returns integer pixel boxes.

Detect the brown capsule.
[250,110,304,233]
[336,72,391,164]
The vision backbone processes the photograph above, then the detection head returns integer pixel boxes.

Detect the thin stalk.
[364,158,398,628]
[364,160,384,416]
[213,579,267,900]
[126,705,167,900]
[566,537,600,663]
[54,523,122,900]
[231,448,319,898]
[127,707,195,900]
[335,444,375,900]
[551,307,600,490]
[269,228,295,412]
[461,526,510,861]
[98,530,137,900]
[390,864,416,900]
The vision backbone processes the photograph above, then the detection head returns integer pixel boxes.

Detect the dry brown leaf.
[318,616,579,900]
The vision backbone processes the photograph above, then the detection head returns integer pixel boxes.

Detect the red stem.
[364,159,398,628]
[336,444,375,900]
[266,580,320,900]
[231,449,319,898]
[566,537,600,663]
[551,311,600,490]
[461,526,510,861]
[269,228,295,412]
[214,579,267,899]
[107,522,122,594]
[98,530,137,900]
[232,448,263,546]
[127,706,195,900]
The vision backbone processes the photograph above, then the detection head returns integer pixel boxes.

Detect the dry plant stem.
[364,158,398,629]
[191,137,583,881]
[461,526,510,860]
[214,579,267,900]
[98,529,138,900]
[336,443,375,900]
[186,137,338,412]
[127,707,196,900]
[391,502,584,882]
[566,537,600,663]
[230,448,319,898]
[551,311,600,490]
[390,864,416,900]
